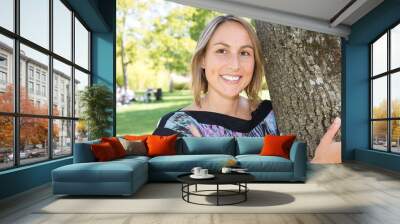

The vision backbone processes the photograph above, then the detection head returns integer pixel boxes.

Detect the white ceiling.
[168,0,384,37]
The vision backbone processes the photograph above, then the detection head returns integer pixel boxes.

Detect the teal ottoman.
[52,156,148,196]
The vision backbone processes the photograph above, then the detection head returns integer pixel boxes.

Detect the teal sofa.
[52,137,307,196]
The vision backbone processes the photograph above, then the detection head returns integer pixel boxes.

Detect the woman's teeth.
[221,75,240,81]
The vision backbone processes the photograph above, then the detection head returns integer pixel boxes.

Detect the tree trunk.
[120,13,128,94]
[255,21,341,159]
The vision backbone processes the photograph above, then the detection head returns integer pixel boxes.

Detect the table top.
[177,172,255,185]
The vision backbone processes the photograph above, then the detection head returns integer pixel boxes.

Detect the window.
[0,54,7,88]
[0,0,14,32]
[53,0,72,60]
[42,85,46,97]
[36,83,40,95]
[28,81,34,94]
[28,67,34,80]
[35,70,41,81]
[41,73,46,83]
[0,0,91,170]
[20,0,49,49]
[0,54,7,67]
[370,23,400,154]
[75,17,89,70]
[0,35,13,113]
[53,59,72,117]
[0,71,6,85]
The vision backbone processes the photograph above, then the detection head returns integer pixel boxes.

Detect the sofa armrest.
[73,141,99,163]
[289,141,307,181]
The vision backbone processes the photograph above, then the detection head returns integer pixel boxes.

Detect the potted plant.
[79,84,113,140]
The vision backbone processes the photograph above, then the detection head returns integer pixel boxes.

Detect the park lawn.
[116,90,192,135]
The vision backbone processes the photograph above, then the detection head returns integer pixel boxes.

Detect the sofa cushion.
[148,154,235,172]
[236,155,293,172]
[52,159,147,183]
[178,137,236,155]
[236,137,263,155]
[114,155,150,164]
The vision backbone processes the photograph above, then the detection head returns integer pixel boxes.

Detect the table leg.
[195,184,197,192]
[217,184,219,206]
[187,184,190,202]
[245,183,247,201]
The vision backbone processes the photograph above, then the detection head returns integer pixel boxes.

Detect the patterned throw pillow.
[119,138,147,156]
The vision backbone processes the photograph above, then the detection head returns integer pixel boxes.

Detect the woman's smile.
[220,74,242,83]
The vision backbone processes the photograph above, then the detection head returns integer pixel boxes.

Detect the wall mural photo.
[115,0,342,164]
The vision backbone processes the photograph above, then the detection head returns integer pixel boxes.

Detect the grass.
[116,89,270,135]
[116,90,192,135]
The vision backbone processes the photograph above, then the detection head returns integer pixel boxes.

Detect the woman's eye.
[216,49,227,54]
[241,51,251,56]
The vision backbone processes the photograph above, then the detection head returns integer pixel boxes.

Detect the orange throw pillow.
[124,135,149,142]
[101,137,126,158]
[146,134,178,157]
[260,135,296,159]
[91,142,117,161]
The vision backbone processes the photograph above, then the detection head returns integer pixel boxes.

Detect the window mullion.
[14,0,20,167]
[49,0,53,160]
[388,29,392,153]
[71,10,76,155]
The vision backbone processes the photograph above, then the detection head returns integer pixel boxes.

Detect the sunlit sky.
[372,24,400,107]
[0,0,89,73]
[118,0,179,40]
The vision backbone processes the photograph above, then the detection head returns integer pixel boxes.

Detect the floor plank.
[1,161,400,224]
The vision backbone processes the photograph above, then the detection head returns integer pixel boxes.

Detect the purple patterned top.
[153,100,279,137]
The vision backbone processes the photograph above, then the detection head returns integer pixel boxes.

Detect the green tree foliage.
[116,1,222,91]
[188,8,221,41]
[144,7,221,76]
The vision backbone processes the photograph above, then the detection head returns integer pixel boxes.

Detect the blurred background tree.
[116,0,221,93]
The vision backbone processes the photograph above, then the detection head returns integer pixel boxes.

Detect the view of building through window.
[0,0,90,170]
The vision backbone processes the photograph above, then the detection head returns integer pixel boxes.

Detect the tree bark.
[255,21,341,159]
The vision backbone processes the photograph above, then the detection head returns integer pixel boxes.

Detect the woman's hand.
[311,117,342,164]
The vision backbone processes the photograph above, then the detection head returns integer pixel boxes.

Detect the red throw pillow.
[91,142,117,161]
[260,135,296,159]
[146,134,178,157]
[101,137,126,158]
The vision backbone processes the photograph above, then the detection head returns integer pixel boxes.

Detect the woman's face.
[202,21,255,99]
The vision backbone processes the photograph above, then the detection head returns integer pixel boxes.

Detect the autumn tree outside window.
[0,0,91,171]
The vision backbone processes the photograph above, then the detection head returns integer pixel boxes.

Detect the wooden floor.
[1,162,400,224]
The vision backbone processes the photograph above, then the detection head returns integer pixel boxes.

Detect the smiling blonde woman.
[153,15,279,137]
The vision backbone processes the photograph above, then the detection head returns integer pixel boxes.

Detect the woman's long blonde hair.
[191,15,264,108]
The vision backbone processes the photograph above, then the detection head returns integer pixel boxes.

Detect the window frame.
[370,21,400,154]
[0,0,92,171]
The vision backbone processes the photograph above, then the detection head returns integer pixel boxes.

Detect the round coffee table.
[177,172,255,206]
